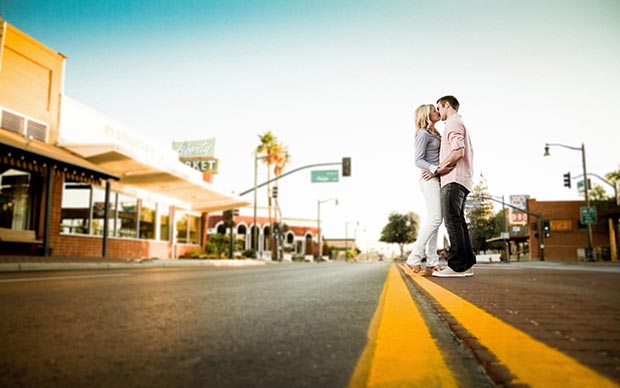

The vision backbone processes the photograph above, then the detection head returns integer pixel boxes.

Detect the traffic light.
[223,210,234,226]
[342,157,351,177]
[543,219,551,238]
[563,172,571,188]
[272,186,278,198]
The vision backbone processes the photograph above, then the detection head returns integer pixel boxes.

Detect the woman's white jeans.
[407,176,442,267]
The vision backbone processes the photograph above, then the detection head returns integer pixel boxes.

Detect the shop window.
[0,168,32,229]
[61,183,92,234]
[139,200,156,240]
[176,214,188,243]
[159,205,170,241]
[61,182,173,241]
[188,215,200,245]
[176,213,201,245]
[117,194,137,238]
[93,186,114,236]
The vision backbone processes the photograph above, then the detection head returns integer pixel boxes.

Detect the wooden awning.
[1,129,118,183]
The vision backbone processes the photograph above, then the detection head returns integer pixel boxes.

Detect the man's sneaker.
[432,267,467,278]
[463,268,474,277]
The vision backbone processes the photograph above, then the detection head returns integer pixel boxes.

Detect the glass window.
[139,200,156,240]
[188,215,201,244]
[61,182,91,234]
[92,186,114,236]
[117,193,137,238]
[0,168,31,229]
[176,213,188,243]
[159,205,170,241]
[175,213,201,245]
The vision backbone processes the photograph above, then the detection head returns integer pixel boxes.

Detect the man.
[423,95,475,277]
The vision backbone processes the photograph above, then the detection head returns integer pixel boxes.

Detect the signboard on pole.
[509,194,529,225]
[580,206,597,225]
[311,170,339,183]
[173,138,218,173]
[577,179,591,193]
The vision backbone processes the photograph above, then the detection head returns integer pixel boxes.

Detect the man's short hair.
[437,95,460,111]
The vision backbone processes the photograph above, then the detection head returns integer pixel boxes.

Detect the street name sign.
[311,170,339,183]
[580,206,597,224]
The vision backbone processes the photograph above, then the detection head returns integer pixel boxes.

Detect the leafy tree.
[605,165,620,184]
[466,174,496,253]
[589,185,609,203]
[379,211,419,258]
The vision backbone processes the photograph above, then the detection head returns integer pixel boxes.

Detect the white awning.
[61,142,248,212]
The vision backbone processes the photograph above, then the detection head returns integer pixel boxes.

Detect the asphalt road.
[0,263,389,388]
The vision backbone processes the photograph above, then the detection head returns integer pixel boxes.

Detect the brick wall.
[48,176,201,259]
[528,199,610,261]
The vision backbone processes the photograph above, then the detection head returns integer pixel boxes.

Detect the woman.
[406,104,443,275]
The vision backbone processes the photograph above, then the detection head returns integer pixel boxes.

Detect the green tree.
[588,185,609,203]
[605,165,620,184]
[379,211,420,258]
[466,174,496,253]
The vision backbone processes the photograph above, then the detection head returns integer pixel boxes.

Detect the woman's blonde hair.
[414,104,440,137]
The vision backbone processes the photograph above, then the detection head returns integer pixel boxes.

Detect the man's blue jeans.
[440,182,476,272]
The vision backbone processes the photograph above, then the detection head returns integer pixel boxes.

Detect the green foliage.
[380,211,420,258]
[466,174,500,253]
[243,249,256,258]
[605,166,620,184]
[206,234,243,257]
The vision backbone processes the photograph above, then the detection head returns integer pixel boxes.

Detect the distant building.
[208,209,318,260]
[527,199,619,261]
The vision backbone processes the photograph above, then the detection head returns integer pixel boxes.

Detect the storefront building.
[1,20,247,259]
[528,199,619,261]
[209,210,318,260]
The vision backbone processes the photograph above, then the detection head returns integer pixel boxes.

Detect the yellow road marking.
[349,265,457,387]
[404,266,617,388]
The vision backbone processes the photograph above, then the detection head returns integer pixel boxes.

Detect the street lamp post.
[544,142,594,261]
[501,194,510,262]
[253,154,259,254]
[317,198,338,262]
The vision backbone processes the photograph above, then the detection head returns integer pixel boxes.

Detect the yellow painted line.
[405,267,617,388]
[349,265,457,387]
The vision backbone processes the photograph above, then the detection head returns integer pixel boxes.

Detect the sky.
[2,0,619,253]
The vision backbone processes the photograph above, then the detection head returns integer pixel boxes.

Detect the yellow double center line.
[350,264,616,387]
[349,265,457,387]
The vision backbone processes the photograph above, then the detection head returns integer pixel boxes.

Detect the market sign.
[173,138,218,173]
[172,138,215,158]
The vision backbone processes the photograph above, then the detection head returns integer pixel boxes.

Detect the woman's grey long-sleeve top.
[414,129,441,175]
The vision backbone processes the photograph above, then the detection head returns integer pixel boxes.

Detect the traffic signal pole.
[239,160,348,196]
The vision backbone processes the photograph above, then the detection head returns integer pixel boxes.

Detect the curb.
[0,259,266,273]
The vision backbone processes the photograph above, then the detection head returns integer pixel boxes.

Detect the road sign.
[577,179,591,193]
[311,170,339,183]
[580,206,597,224]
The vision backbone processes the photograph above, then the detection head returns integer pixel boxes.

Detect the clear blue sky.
[2,0,619,252]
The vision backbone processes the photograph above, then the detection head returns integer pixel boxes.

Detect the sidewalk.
[0,255,266,272]
[407,261,620,384]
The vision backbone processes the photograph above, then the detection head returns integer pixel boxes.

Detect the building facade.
[0,20,247,259]
[527,199,619,261]
[208,210,318,260]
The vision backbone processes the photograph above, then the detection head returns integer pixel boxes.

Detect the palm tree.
[272,146,290,226]
[256,131,286,256]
